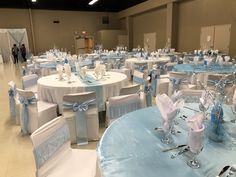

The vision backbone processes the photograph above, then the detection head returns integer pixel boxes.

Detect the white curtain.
[0,29,29,63]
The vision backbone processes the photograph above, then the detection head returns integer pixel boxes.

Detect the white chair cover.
[30,117,100,177]
[106,94,141,126]
[22,74,38,93]
[119,84,140,96]
[133,70,148,85]
[8,81,20,124]
[17,88,57,134]
[156,78,169,96]
[63,92,99,144]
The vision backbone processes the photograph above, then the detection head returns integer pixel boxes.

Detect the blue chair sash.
[133,76,145,85]
[144,84,152,107]
[170,78,183,93]
[63,98,95,145]
[19,96,36,135]
[8,88,16,119]
[150,70,160,96]
[33,123,70,169]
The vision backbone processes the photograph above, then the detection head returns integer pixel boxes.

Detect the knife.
[162,144,187,152]
[216,165,230,177]
[171,146,189,159]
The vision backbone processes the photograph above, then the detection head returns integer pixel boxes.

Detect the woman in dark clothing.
[12,44,19,64]
[20,44,27,62]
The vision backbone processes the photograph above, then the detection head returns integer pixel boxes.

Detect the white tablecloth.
[38,71,128,113]
[125,57,170,72]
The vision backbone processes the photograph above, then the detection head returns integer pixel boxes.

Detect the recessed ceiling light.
[89,0,99,6]
[32,0,37,2]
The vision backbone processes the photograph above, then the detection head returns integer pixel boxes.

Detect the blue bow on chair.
[8,88,16,119]
[144,84,153,107]
[63,98,95,145]
[19,96,36,135]
[170,78,181,93]
[150,70,160,96]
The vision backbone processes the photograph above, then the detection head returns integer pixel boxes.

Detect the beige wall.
[132,7,167,49]
[0,8,120,54]
[0,9,34,52]
[177,0,236,56]
[97,30,126,49]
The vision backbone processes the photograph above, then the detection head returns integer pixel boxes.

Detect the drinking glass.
[187,125,205,169]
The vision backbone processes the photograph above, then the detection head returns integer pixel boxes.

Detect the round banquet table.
[173,64,235,74]
[97,103,236,177]
[125,57,170,72]
[38,71,128,113]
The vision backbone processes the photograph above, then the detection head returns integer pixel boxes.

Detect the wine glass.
[187,125,205,169]
[161,109,178,144]
[56,64,63,80]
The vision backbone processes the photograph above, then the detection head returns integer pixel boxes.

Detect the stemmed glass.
[56,64,63,80]
[161,109,178,144]
[187,125,205,169]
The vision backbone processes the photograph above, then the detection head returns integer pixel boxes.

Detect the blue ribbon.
[144,84,152,107]
[170,78,181,93]
[150,70,160,96]
[133,76,145,85]
[8,88,16,119]
[63,98,95,145]
[19,96,36,135]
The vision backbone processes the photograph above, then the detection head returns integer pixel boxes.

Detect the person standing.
[12,44,19,64]
[20,44,27,62]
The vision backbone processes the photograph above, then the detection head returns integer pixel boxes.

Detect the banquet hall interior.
[0,0,236,177]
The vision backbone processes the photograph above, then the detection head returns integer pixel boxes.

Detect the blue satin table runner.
[173,64,234,74]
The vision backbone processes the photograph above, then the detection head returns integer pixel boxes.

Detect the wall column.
[166,2,178,49]
[28,8,36,54]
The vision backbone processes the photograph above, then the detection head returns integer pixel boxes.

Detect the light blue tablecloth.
[97,104,236,177]
[173,64,234,73]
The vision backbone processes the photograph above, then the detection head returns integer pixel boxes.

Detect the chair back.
[107,94,141,120]
[17,88,35,99]
[133,70,148,85]
[63,92,99,143]
[120,84,140,96]
[22,74,38,89]
[169,71,189,80]
[31,117,71,177]
[63,91,96,104]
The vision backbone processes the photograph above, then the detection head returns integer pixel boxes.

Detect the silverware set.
[217,165,236,177]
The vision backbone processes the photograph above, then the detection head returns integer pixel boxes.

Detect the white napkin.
[224,56,230,64]
[218,56,224,66]
[64,63,71,76]
[187,113,205,154]
[56,65,63,80]
[193,56,199,65]
[156,94,184,132]
[81,66,87,78]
